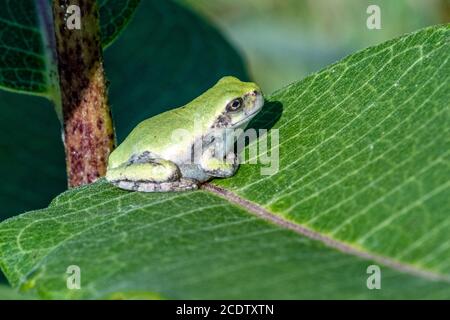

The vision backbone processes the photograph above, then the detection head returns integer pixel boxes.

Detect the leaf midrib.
[202,183,450,284]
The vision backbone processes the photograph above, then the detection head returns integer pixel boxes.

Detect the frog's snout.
[244,89,262,101]
[247,89,263,99]
[247,89,264,112]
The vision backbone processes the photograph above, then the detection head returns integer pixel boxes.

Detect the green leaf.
[98,0,140,48]
[218,23,450,278]
[0,0,248,220]
[0,91,66,221]
[0,284,31,299]
[0,25,448,299]
[0,0,140,96]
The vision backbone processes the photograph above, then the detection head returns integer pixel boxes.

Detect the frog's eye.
[226,98,243,112]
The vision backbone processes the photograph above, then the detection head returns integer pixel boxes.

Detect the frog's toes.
[205,167,237,178]
[113,178,199,192]
[176,178,200,191]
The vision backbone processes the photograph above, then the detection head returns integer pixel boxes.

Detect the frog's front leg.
[106,158,199,192]
[200,147,238,178]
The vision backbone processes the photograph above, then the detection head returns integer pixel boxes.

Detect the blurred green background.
[181,0,450,93]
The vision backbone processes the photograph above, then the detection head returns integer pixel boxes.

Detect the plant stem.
[52,0,115,187]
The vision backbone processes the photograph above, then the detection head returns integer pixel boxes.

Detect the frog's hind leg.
[106,157,199,192]
[114,178,199,192]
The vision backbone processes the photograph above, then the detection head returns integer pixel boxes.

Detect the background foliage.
[182,0,450,92]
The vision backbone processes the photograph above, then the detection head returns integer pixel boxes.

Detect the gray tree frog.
[106,76,264,192]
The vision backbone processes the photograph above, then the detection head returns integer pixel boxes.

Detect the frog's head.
[208,76,264,129]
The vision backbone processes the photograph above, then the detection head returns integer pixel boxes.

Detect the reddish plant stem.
[52,0,115,187]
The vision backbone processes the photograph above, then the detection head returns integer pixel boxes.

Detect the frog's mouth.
[231,107,262,128]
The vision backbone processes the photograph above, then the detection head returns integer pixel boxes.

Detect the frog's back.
[108,108,196,167]
[108,76,254,168]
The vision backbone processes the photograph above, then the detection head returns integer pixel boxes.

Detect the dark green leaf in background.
[0,91,66,221]
[99,0,140,48]
[0,0,140,96]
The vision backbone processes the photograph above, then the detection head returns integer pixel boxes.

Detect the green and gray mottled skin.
[106,76,264,192]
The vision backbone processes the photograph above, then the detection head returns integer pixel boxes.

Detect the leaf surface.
[0,284,29,299]
[218,24,450,278]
